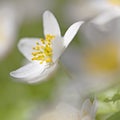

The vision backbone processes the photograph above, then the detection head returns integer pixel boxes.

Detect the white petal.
[90,99,97,118]
[80,99,92,117]
[63,21,84,48]
[52,36,64,62]
[18,38,40,61]
[81,8,120,45]
[27,62,58,83]
[82,9,120,46]
[43,10,61,36]
[10,62,58,83]
[10,62,47,79]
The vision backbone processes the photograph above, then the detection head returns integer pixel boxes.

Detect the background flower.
[61,10,120,93]
[0,4,19,60]
[36,99,97,120]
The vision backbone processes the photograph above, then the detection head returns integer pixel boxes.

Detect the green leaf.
[106,111,120,120]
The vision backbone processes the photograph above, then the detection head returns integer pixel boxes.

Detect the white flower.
[0,5,18,60]
[37,99,97,120]
[64,0,120,21]
[10,10,84,83]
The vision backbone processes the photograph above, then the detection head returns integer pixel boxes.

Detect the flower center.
[108,0,120,6]
[32,34,55,64]
[84,42,119,73]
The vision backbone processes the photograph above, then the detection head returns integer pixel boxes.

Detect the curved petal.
[18,38,40,61]
[80,99,92,117]
[90,99,97,118]
[43,10,61,36]
[10,62,46,79]
[27,62,58,83]
[10,62,58,83]
[52,36,64,63]
[63,21,84,48]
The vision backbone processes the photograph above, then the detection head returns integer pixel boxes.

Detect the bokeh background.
[0,0,120,120]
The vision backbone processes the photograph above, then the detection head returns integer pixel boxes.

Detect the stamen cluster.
[32,34,55,64]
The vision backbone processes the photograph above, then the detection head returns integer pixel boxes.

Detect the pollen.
[31,34,55,64]
[108,0,120,6]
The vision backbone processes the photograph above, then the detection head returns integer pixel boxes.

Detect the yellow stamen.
[31,34,55,64]
[108,0,120,6]
[46,58,53,63]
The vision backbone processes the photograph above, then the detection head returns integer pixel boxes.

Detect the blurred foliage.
[106,111,120,120]
[96,85,120,120]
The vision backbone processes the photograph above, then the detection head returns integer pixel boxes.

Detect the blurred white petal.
[37,100,97,120]
[90,99,98,118]
[80,99,92,117]
[81,11,120,45]
[91,8,120,25]
[0,5,18,59]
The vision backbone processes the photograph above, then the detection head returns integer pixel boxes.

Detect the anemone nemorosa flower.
[10,10,84,83]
